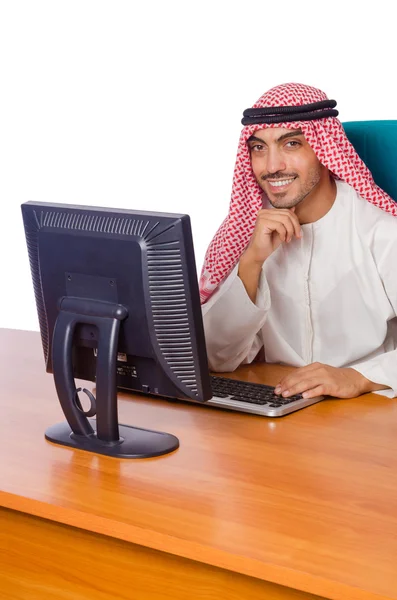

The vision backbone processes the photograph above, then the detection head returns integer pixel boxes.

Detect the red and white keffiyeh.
[199,83,397,304]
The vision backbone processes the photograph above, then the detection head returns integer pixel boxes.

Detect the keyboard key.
[210,375,306,408]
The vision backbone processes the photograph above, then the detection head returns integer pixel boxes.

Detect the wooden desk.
[1,329,397,600]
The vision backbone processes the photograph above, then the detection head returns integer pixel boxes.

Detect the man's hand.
[238,207,302,303]
[274,363,388,399]
[241,207,302,267]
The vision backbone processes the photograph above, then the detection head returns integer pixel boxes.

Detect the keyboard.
[209,375,323,417]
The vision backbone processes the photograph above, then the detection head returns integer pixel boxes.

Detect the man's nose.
[265,148,286,175]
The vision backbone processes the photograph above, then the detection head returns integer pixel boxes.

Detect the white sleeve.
[201,264,270,372]
[350,227,397,398]
[351,353,397,398]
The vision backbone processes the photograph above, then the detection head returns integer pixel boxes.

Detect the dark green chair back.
[343,120,397,201]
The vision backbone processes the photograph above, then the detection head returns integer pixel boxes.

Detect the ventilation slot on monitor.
[41,211,151,237]
[24,211,50,360]
[146,246,199,396]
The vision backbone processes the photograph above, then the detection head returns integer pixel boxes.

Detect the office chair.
[343,120,397,201]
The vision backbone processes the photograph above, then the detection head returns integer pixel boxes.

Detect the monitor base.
[45,419,179,458]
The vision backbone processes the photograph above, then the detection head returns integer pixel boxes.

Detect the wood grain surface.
[1,328,397,600]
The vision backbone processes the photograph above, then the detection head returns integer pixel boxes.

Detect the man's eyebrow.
[247,135,267,145]
[276,129,304,142]
[247,129,304,146]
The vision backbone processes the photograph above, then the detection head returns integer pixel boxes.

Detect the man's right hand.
[237,208,302,303]
[241,207,302,266]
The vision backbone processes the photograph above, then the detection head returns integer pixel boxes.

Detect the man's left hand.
[274,363,380,399]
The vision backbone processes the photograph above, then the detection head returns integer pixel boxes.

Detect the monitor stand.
[45,297,179,458]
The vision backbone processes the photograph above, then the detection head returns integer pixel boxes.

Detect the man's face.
[247,127,327,209]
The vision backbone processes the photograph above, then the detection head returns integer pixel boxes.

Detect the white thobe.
[202,180,397,397]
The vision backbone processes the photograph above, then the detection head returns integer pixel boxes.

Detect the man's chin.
[268,193,295,208]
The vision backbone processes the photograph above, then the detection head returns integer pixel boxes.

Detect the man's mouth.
[266,177,297,190]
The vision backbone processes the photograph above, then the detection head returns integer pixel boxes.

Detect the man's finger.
[259,213,300,241]
[275,363,323,391]
[263,222,287,242]
[274,221,293,242]
[277,378,322,398]
[287,210,302,238]
[302,385,326,399]
[273,208,302,238]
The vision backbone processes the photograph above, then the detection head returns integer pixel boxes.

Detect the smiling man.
[200,83,397,400]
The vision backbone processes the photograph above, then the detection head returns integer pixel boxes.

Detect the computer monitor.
[21,201,212,459]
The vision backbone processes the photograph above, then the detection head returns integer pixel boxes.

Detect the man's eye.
[286,141,300,148]
[251,144,265,152]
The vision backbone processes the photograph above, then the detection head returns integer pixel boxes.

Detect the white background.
[0,0,395,331]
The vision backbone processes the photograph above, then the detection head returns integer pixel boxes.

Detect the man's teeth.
[268,178,295,187]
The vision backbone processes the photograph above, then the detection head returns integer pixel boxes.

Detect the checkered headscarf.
[199,83,397,303]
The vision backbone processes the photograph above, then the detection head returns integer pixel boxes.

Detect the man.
[200,83,397,400]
